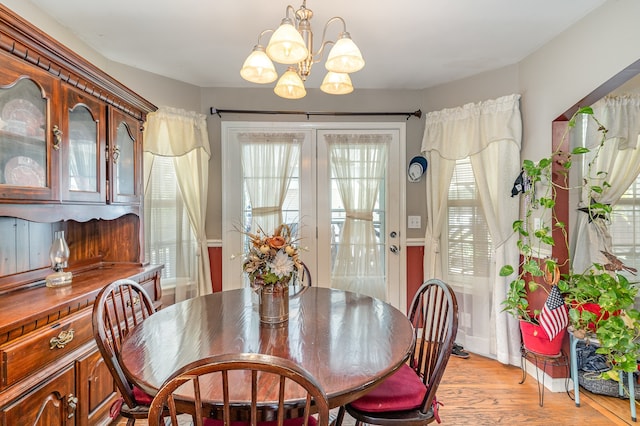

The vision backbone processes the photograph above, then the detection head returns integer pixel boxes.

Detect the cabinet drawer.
[140,277,157,302]
[0,307,93,388]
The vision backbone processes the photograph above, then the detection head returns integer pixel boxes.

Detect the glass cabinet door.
[0,66,59,201]
[61,86,106,203]
[109,107,141,204]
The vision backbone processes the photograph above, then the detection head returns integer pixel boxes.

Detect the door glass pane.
[240,135,302,251]
[326,135,388,300]
[68,106,97,192]
[116,122,135,195]
[0,79,47,187]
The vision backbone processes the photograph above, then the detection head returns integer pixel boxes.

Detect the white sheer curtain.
[573,95,640,273]
[143,106,212,300]
[421,94,522,365]
[327,134,389,300]
[239,133,301,234]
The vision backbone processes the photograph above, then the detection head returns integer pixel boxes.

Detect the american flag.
[539,285,568,340]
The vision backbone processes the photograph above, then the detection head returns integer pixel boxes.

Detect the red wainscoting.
[406,245,425,312]
[208,246,223,293]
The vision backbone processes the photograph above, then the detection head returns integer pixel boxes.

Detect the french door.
[221,122,405,309]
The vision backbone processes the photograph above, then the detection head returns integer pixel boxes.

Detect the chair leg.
[333,406,346,426]
[126,418,135,426]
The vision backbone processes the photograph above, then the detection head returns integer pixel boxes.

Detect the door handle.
[390,245,399,254]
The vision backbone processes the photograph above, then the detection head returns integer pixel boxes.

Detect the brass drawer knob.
[49,329,75,349]
[67,394,78,418]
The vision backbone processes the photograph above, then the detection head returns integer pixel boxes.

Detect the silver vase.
[258,282,290,325]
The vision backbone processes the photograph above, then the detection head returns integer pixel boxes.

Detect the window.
[447,157,492,281]
[611,175,640,277]
[144,156,196,293]
[445,157,493,344]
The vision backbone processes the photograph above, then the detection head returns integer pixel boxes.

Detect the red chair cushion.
[132,385,154,405]
[204,418,317,426]
[349,363,427,412]
[109,386,154,419]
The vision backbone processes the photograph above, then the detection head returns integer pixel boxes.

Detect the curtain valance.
[421,94,522,159]
[589,95,640,150]
[144,106,210,157]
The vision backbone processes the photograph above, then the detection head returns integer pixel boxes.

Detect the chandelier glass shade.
[274,67,307,99]
[324,35,365,74]
[320,72,353,95]
[240,1,365,99]
[240,46,278,84]
[265,19,308,64]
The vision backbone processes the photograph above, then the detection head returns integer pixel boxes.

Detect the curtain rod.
[210,107,422,120]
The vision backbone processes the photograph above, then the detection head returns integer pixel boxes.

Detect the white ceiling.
[29,0,607,91]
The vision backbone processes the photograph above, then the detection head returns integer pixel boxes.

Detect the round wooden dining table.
[120,287,415,410]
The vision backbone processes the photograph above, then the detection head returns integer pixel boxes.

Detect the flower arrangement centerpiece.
[242,224,302,291]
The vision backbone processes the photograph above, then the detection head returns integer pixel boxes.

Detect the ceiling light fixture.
[240,1,365,99]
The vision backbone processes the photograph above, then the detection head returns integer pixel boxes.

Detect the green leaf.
[499,265,514,276]
[540,235,555,246]
[539,197,556,208]
[577,106,594,115]
[601,370,619,382]
[572,147,590,155]
[538,158,552,168]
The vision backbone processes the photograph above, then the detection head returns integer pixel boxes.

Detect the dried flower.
[241,224,302,287]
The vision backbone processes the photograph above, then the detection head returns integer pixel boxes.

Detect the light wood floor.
[438,352,635,425]
[112,352,637,425]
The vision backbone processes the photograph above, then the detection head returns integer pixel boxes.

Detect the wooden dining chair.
[294,262,312,287]
[291,262,312,296]
[92,279,157,425]
[148,352,330,426]
[335,278,459,426]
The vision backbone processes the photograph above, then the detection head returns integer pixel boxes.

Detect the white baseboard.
[523,359,574,392]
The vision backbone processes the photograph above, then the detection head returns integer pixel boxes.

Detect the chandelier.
[240,1,365,99]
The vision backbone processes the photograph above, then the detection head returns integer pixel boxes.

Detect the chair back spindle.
[92,279,156,422]
[148,353,330,426]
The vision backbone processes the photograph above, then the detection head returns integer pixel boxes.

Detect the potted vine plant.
[501,106,640,381]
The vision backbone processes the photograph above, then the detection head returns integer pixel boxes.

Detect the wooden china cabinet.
[0,5,161,425]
